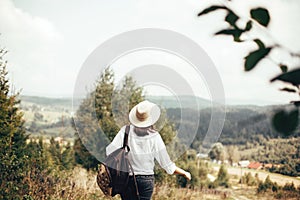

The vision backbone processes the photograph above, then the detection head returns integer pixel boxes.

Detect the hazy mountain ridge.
[19,95,298,142]
[146,95,211,110]
[20,95,286,111]
[20,95,73,107]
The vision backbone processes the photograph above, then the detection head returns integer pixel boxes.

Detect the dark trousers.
[121,175,154,200]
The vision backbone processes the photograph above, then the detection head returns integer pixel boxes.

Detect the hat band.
[136,110,148,122]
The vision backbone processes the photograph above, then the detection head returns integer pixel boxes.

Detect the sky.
[0,0,300,105]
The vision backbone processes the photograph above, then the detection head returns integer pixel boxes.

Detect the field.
[223,167,300,187]
[53,167,299,200]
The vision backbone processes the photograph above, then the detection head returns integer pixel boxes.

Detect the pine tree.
[264,175,273,190]
[61,142,75,170]
[0,48,28,199]
[214,165,230,188]
[25,137,48,172]
[74,68,116,170]
[48,137,74,170]
[74,68,145,170]
[73,93,100,170]
[49,137,62,169]
[112,76,144,127]
[24,138,55,198]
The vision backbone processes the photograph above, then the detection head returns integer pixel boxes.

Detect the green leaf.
[271,68,300,86]
[245,21,252,31]
[253,39,265,49]
[198,5,227,16]
[225,11,239,27]
[291,101,300,107]
[272,109,299,136]
[215,29,244,42]
[279,64,288,73]
[250,7,270,27]
[244,47,272,71]
[279,87,297,93]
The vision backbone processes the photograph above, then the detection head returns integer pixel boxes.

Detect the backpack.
[97,125,139,198]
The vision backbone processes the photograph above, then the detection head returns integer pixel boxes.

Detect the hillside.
[19,95,298,142]
[20,95,73,107]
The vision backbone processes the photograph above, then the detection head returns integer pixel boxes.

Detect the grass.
[37,167,291,200]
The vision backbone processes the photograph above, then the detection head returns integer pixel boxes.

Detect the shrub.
[240,172,257,186]
[213,165,230,188]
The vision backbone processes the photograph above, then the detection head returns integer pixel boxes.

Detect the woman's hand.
[173,167,192,181]
[183,171,192,181]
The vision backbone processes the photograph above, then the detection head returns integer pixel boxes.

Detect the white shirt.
[106,125,176,175]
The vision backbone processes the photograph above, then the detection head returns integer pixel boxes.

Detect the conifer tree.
[112,76,144,127]
[73,93,100,170]
[25,137,48,172]
[49,137,62,169]
[95,68,119,142]
[74,68,145,170]
[74,68,116,170]
[214,165,230,188]
[24,138,55,198]
[48,137,74,170]
[61,142,75,170]
[0,47,28,199]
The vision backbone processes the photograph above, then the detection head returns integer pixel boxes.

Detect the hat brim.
[129,101,161,128]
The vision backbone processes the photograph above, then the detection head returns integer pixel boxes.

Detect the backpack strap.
[122,125,140,200]
[122,125,130,151]
[128,161,140,200]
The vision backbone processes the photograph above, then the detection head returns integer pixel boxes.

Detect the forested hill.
[147,95,211,109]
[21,95,73,107]
[149,95,299,146]
[20,95,299,144]
[167,105,299,149]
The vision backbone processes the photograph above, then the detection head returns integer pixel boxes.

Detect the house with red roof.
[248,162,262,170]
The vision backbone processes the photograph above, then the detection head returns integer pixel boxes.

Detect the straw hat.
[129,100,161,128]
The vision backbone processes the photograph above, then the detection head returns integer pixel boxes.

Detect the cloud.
[0,0,62,43]
[0,0,63,96]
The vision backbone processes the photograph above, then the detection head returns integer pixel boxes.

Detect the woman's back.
[106,125,176,175]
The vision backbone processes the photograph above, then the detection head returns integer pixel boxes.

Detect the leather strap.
[122,125,130,150]
[128,160,140,200]
[122,125,140,200]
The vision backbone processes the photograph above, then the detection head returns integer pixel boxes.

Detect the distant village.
[197,153,281,171]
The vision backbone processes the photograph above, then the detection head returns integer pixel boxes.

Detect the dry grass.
[43,168,232,200]
[153,185,230,200]
[29,167,298,200]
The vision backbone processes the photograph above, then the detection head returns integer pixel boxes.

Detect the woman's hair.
[134,125,156,136]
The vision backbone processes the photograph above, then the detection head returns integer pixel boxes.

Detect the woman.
[106,100,191,200]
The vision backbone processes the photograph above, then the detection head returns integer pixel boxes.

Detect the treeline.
[20,96,72,107]
[240,173,300,199]
[30,115,71,129]
[167,107,300,177]
[246,138,300,177]
[166,106,299,148]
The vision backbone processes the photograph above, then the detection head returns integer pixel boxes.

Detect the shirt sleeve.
[153,134,176,175]
[106,126,125,156]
